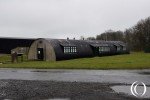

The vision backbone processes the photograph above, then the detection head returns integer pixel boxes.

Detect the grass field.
[0,52,150,69]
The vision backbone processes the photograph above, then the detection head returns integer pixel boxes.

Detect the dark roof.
[43,39,94,60]
[0,37,35,54]
[30,38,128,60]
[0,36,36,40]
[44,38,125,47]
[85,40,110,47]
[108,41,126,46]
[40,38,127,60]
[90,44,109,47]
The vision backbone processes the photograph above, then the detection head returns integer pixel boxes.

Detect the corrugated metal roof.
[60,43,76,46]
[90,44,109,47]
[31,38,128,60]
[44,38,126,47]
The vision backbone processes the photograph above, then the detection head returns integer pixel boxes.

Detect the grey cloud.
[0,0,150,39]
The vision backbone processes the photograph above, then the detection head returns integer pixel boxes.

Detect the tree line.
[87,17,150,52]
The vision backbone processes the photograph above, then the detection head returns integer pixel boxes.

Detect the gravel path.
[0,79,147,100]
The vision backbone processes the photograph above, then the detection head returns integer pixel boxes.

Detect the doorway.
[37,48,44,60]
[93,47,99,56]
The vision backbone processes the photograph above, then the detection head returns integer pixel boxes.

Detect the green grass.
[0,52,150,69]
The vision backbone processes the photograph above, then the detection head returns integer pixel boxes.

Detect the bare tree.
[87,37,96,40]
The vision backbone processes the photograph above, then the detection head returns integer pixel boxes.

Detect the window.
[99,47,103,52]
[74,47,77,52]
[123,46,126,51]
[64,46,77,54]
[70,47,72,52]
[105,47,110,51]
[68,47,70,52]
[99,46,110,52]
[117,46,121,51]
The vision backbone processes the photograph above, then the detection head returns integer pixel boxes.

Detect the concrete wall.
[28,39,56,61]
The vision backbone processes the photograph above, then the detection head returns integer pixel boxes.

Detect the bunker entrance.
[37,48,44,60]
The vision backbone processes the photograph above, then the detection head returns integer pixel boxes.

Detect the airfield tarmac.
[0,69,150,100]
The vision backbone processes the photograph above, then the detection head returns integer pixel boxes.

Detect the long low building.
[28,38,129,61]
[0,37,35,54]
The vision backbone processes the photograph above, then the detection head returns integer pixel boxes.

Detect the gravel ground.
[0,80,148,100]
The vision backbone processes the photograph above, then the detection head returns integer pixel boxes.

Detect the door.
[37,48,44,60]
[94,47,99,56]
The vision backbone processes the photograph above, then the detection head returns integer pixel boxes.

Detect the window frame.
[63,46,77,54]
[99,46,110,52]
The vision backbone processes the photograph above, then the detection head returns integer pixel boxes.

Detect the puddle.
[45,98,70,100]
[111,85,150,98]
[139,72,150,75]
[31,70,67,73]
[2,98,70,100]
[3,99,12,100]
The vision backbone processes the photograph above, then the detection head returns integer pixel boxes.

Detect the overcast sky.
[0,0,150,39]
